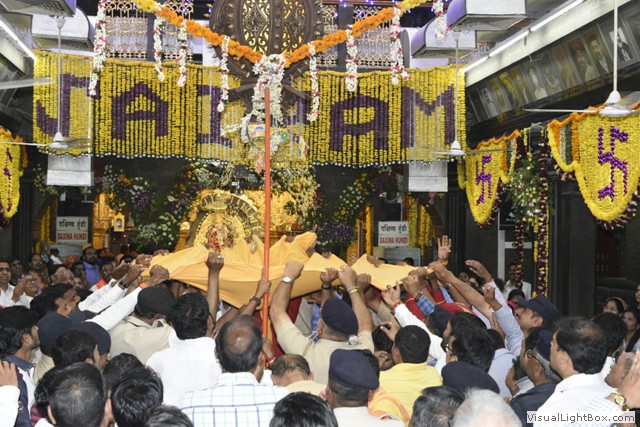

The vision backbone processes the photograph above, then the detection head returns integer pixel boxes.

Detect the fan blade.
[0,77,53,90]
[0,140,48,147]
[524,109,598,114]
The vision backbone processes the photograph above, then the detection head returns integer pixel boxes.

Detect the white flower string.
[307,42,320,122]
[89,0,109,96]
[241,53,287,143]
[345,25,358,92]
[176,20,188,87]
[432,0,448,40]
[217,36,230,112]
[153,17,165,82]
[389,7,409,85]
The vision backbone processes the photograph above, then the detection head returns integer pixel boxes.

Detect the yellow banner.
[458,130,519,226]
[549,113,640,222]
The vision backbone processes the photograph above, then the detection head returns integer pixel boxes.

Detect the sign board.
[378,221,409,247]
[56,216,89,244]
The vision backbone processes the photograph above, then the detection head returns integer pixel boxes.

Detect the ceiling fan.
[436,31,513,158]
[525,0,640,118]
[48,16,91,151]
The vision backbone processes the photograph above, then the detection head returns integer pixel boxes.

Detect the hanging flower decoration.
[153,17,166,82]
[345,25,358,93]
[89,0,109,96]
[33,163,64,198]
[458,130,520,227]
[535,131,550,296]
[548,111,640,224]
[176,20,189,87]
[431,0,449,40]
[389,7,409,85]
[307,42,320,122]
[217,36,230,113]
[0,128,25,219]
[133,0,424,70]
[241,53,287,146]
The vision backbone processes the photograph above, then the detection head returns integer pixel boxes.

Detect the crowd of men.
[1,236,640,427]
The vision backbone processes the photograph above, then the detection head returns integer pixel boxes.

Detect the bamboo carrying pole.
[262,87,271,337]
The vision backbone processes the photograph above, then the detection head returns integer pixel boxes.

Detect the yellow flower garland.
[549,112,640,222]
[0,128,25,218]
[34,52,463,167]
[458,130,520,225]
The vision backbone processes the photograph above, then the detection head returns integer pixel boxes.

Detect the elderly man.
[270,262,374,385]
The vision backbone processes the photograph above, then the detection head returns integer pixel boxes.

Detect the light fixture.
[463,56,488,73]
[488,30,529,58]
[0,16,36,61]
[447,140,465,157]
[530,0,584,32]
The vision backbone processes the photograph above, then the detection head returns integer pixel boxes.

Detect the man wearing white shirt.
[0,260,29,308]
[147,293,222,405]
[534,317,613,426]
[502,263,532,300]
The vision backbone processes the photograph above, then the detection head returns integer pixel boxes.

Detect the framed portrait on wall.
[583,27,613,76]
[550,43,581,88]
[626,3,640,54]
[507,65,533,105]
[497,70,522,108]
[601,17,637,67]
[567,36,598,83]
[467,87,487,122]
[522,63,549,101]
[536,53,564,95]
[488,77,512,112]
[478,84,501,118]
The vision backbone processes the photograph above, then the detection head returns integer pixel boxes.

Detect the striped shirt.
[179,372,289,427]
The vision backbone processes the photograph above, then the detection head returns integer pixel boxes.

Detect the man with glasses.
[0,259,29,308]
[510,328,559,426]
[534,317,613,425]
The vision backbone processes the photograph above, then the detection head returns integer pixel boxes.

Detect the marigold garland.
[0,128,25,219]
[345,26,358,93]
[133,0,425,68]
[176,20,188,87]
[89,0,109,96]
[217,36,230,113]
[458,130,521,227]
[307,43,320,122]
[34,52,464,167]
[548,112,640,223]
[389,7,410,85]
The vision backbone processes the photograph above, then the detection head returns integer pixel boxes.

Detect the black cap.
[329,349,379,389]
[518,295,560,325]
[137,287,176,315]
[442,361,500,395]
[70,321,111,355]
[429,305,453,336]
[38,312,72,355]
[321,298,358,336]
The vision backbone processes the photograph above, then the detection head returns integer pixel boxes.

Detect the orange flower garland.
[135,0,424,68]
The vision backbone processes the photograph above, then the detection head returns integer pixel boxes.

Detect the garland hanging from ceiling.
[0,128,26,224]
[548,112,640,226]
[33,51,464,167]
[457,130,520,227]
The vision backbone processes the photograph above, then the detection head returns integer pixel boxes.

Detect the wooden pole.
[262,87,271,338]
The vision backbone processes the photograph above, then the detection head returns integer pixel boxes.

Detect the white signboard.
[56,216,89,244]
[378,221,409,247]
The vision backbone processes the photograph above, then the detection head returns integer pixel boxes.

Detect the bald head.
[215,315,263,373]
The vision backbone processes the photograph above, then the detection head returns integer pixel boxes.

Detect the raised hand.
[381,284,401,306]
[437,235,452,261]
[465,260,492,282]
[284,261,304,281]
[337,265,357,288]
[427,261,455,283]
[356,273,372,292]
[205,252,224,273]
[320,268,339,285]
[255,269,271,298]
[111,261,130,281]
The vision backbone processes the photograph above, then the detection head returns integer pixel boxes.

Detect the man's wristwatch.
[609,391,629,411]
[281,276,293,284]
